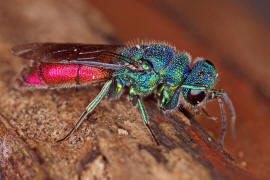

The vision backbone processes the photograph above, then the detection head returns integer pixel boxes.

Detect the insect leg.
[181,84,236,144]
[219,92,236,138]
[57,80,113,142]
[137,96,159,145]
[217,97,227,146]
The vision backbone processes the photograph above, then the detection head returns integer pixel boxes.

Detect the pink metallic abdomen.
[18,63,111,88]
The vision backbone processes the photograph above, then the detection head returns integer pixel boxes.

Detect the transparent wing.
[12,43,125,63]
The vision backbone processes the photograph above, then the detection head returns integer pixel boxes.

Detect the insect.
[12,41,236,146]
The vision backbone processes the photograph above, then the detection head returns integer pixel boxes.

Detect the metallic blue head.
[182,60,217,106]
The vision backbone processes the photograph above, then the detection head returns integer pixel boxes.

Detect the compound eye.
[187,89,206,105]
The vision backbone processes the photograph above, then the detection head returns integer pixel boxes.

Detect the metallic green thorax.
[107,44,216,110]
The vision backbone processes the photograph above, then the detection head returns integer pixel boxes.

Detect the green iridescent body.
[102,43,235,146]
[110,44,185,107]
[109,44,216,111]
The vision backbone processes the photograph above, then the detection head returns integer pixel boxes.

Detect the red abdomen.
[18,63,111,88]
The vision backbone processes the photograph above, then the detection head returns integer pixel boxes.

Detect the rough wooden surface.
[0,0,258,180]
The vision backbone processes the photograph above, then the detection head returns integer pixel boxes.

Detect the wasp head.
[182,59,217,106]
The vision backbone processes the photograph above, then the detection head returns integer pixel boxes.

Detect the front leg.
[207,90,236,145]
[181,84,236,146]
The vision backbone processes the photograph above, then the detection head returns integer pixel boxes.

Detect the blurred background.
[0,0,269,179]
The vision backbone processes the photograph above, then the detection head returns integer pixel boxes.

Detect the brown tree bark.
[0,0,255,179]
